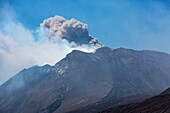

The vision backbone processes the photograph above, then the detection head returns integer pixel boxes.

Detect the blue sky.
[1,0,170,53]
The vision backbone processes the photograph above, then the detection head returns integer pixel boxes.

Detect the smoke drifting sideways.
[0,5,101,85]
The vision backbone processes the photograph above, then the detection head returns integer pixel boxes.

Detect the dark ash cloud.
[40,16,101,46]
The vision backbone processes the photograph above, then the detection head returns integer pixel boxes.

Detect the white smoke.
[0,5,100,84]
[40,16,101,46]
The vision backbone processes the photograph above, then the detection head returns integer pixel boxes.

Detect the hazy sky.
[1,0,170,53]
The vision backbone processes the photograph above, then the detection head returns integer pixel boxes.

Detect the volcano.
[1,47,170,113]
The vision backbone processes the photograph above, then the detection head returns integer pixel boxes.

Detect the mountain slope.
[101,88,170,113]
[1,47,170,113]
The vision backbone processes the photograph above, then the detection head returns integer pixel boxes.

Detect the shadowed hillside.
[1,47,170,113]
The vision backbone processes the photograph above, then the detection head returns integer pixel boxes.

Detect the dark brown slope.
[101,88,170,113]
[1,47,170,113]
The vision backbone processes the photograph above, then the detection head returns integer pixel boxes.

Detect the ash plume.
[40,16,101,46]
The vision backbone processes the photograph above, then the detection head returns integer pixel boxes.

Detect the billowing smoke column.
[40,16,101,46]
